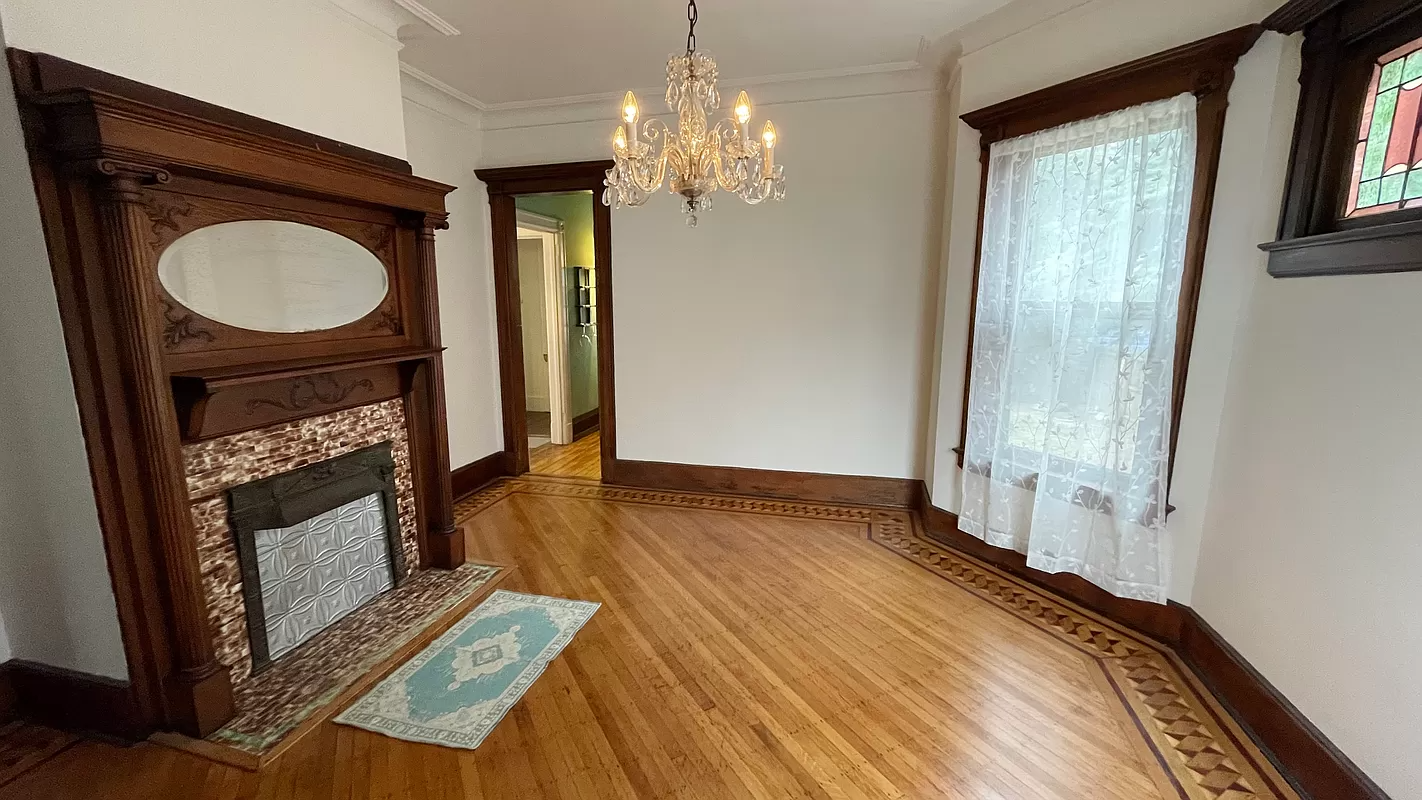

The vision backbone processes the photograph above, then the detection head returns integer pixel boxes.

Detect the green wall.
[515,192,599,418]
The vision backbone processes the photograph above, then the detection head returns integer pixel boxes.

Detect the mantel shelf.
[171,345,444,391]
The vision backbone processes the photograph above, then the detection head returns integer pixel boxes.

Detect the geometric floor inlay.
[456,476,1303,800]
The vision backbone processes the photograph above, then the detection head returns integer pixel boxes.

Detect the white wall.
[400,90,504,470]
[0,16,128,678]
[482,84,944,478]
[0,0,408,157]
[1191,273,1422,800]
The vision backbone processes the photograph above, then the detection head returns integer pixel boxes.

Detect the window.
[1262,0,1422,276]
[1345,36,1422,217]
[954,27,1258,603]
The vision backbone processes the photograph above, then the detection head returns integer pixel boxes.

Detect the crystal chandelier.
[603,0,786,227]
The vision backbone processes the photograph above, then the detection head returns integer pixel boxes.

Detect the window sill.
[1260,218,1422,278]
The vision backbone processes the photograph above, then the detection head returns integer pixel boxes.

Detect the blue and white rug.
[334,589,598,749]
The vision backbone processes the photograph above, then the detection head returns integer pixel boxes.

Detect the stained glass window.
[1346,36,1422,218]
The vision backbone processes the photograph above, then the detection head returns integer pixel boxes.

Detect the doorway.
[476,162,617,483]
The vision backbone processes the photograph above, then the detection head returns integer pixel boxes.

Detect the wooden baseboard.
[0,659,142,740]
[610,459,918,507]
[916,484,1389,800]
[1173,605,1391,800]
[913,484,1184,643]
[572,409,599,438]
[451,450,513,501]
[0,663,14,723]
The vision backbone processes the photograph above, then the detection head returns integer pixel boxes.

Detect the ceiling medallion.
[603,0,786,227]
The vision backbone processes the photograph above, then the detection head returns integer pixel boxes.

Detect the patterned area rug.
[208,562,502,755]
[335,590,598,749]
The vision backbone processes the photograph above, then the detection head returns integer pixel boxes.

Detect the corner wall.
[400,88,504,471]
[481,84,944,479]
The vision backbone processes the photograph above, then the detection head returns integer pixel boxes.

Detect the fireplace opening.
[227,442,408,671]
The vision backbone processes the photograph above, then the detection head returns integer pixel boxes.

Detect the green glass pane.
[1379,171,1408,205]
[1405,169,1422,200]
[1404,52,1422,85]
[1381,59,1405,91]
[1357,178,1382,208]
[1362,88,1399,180]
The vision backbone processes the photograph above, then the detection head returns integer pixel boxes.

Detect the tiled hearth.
[182,399,419,683]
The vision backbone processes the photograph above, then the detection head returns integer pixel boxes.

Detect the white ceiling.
[399,0,1016,106]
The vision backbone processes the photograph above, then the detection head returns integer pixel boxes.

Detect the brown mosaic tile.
[208,562,502,755]
[180,400,420,683]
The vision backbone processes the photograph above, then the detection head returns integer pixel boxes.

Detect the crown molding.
[472,60,937,132]
[400,64,484,130]
[324,0,459,49]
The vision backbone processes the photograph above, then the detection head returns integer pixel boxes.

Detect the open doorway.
[477,161,616,483]
[515,196,600,479]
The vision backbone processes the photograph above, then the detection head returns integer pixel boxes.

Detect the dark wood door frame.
[474,161,617,481]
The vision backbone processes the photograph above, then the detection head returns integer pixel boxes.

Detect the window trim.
[1262,0,1422,276]
[954,25,1262,486]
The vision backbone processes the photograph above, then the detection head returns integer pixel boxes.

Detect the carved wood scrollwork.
[160,297,217,347]
[244,374,376,414]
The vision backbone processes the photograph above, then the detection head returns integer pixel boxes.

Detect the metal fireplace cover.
[227,442,407,670]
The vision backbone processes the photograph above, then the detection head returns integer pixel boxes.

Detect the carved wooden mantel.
[8,48,466,738]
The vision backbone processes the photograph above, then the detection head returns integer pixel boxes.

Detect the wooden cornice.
[961,24,1263,145]
[1263,0,1349,33]
[475,160,613,195]
[8,49,454,213]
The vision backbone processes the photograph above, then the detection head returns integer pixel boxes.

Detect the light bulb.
[613,125,627,152]
[734,91,752,125]
[622,91,640,126]
[761,120,777,149]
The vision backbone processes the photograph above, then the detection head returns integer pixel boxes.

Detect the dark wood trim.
[1261,0,1422,277]
[1174,605,1393,800]
[450,450,513,500]
[1263,218,1422,276]
[961,25,1262,144]
[572,409,600,438]
[0,660,143,740]
[0,664,14,723]
[913,485,1186,643]
[955,26,1259,481]
[1264,0,1347,33]
[475,162,617,483]
[612,459,919,508]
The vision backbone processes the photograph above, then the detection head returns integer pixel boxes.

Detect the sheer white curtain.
[959,93,1197,604]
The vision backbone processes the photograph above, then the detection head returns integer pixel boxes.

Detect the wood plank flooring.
[529,431,600,479]
[0,477,1297,799]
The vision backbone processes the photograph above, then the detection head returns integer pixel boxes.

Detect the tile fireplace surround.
[183,399,420,684]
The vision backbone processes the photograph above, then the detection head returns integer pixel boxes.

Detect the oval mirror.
[157,220,389,333]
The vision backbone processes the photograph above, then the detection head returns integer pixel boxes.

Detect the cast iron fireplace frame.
[227,442,407,671]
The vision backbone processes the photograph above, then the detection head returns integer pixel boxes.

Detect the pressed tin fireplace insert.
[227,443,408,670]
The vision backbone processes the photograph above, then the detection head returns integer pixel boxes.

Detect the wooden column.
[404,212,466,569]
[90,159,235,737]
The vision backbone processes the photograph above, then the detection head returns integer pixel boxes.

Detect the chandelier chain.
[686,0,698,55]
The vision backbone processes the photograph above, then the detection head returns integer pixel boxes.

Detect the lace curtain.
[958,93,1197,604]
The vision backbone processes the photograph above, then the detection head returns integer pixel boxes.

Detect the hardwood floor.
[0,478,1298,799]
[529,431,600,480]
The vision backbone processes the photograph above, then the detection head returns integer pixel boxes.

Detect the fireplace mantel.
[171,346,443,442]
[9,48,467,739]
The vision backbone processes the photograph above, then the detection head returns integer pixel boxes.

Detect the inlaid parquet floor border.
[457,476,1301,800]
